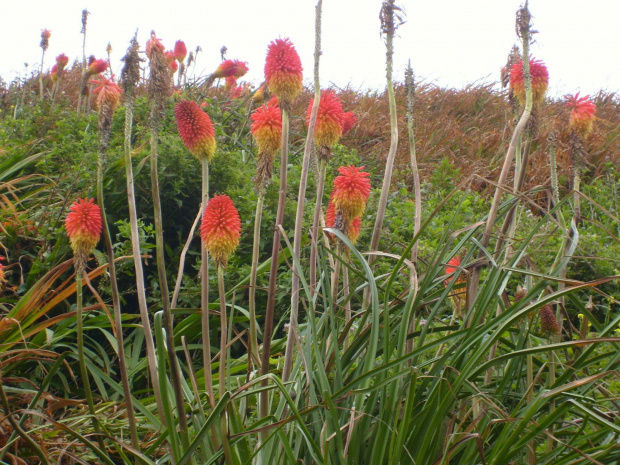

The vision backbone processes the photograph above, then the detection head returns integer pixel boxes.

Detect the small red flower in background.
[509,58,549,105]
[332,165,371,221]
[65,198,102,269]
[169,59,179,74]
[307,90,344,148]
[164,50,175,64]
[51,65,60,83]
[91,76,122,111]
[341,112,357,135]
[224,75,237,91]
[174,100,217,162]
[444,257,464,286]
[251,99,282,156]
[264,38,303,108]
[41,29,51,40]
[174,40,187,62]
[213,59,249,79]
[56,53,69,72]
[201,194,241,267]
[146,32,165,59]
[325,195,361,243]
[566,93,596,138]
[87,59,108,76]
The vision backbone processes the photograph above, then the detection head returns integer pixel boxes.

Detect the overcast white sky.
[2,0,619,98]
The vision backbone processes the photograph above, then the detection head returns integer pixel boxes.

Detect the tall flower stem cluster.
[173,98,217,405]
[201,194,240,465]
[259,36,303,434]
[119,35,155,449]
[65,199,105,449]
[283,0,323,383]
[38,29,51,100]
[51,53,69,105]
[146,31,190,447]
[77,10,89,113]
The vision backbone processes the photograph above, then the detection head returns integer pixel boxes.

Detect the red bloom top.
[566,93,596,138]
[56,53,69,71]
[174,40,187,62]
[307,90,344,148]
[444,257,465,286]
[65,198,102,256]
[332,165,371,221]
[213,59,249,79]
[325,195,361,243]
[251,100,282,156]
[201,194,241,267]
[146,32,165,59]
[174,100,217,162]
[92,76,122,111]
[87,59,108,76]
[264,38,303,107]
[509,58,549,105]
[341,112,357,136]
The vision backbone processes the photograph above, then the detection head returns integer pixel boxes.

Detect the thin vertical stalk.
[121,38,166,434]
[217,265,234,465]
[260,108,290,436]
[248,195,264,371]
[282,0,322,383]
[201,158,215,407]
[75,271,105,450]
[150,130,189,444]
[38,50,45,101]
[310,160,327,297]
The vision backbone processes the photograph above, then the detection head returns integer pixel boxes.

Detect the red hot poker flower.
[146,32,165,59]
[307,90,344,149]
[213,59,249,79]
[65,198,102,271]
[87,59,108,76]
[341,112,357,136]
[164,50,175,64]
[56,53,69,72]
[332,165,371,221]
[169,59,179,74]
[566,93,596,138]
[174,40,187,62]
[201,194,241,267]
[175,100,217,162]
[264,38,303,108]
[444,257,465,286]
[325,195,361,243]
[509,58,549,106]
[51,65,60,83]
[92,76,122,112]
[251,100,282,155]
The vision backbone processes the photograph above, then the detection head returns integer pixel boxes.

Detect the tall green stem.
[248,195,264,371]
[217,265,234,465]
[201,158,215,407]
[310,160,328,297]
[260,108,290,436]
[149,130,189,444]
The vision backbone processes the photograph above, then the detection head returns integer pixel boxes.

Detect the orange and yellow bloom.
[332,165,371,221]
[251,98,282,156]
[92,76,122,111]
[65,198,102,270]
[264,38,302,108]
[509,58,549,106]
[566,93,596,138]
[201,195,241,267]
[174,100,217,162]
[213,59,249,79]
[307,90,344,149]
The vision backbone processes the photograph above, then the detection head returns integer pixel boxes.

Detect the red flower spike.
[65,198,102,269]
[91,76,122,112]
[251,101,282,155]
[509,58,549,106]
[87,59,108,76]
[213,59,249,79]
[56,53,69,72]
[174,100,217,162]
[566,93,596,138]
[264,38,303,107]
[200,194,241,267]
[341,112,357,136]
[174,40,187,62]
[169,60,179,74]
[41,29,51,40]
[146,32,165,59]
[444,257,466,286]
[307,90,344,148]
[164,50,175,64]
[332,165,371,221]
[325,195,362,243]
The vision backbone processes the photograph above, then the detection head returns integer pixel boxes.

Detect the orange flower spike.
[251,101,282,155]
[201,194,241,268]
[169,59,179,74]
[509,58,549,106]
[332,165,371,221]
[174,100,217,162]
[444,257,465,286]
[92,76,122,111]
[174,40,187,62]
[264,38,303,108]
[65,198,102,270]
[56,53,69,72]
[307,90,344,148]
[88,59,108,76]
[213,59,249,79]
[566,93,596,138]
[341,112,357,136]
[325,194,362,243]
[51,65,60,83]
[164,50,176,64]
